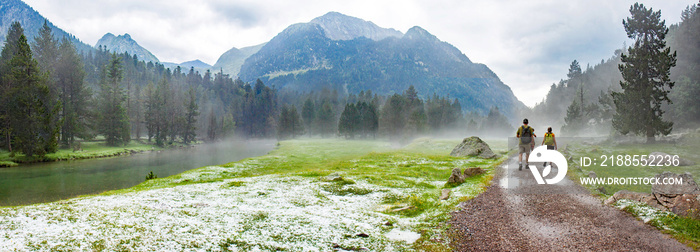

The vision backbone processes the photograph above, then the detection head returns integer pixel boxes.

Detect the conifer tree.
[301,98,315,135]
[207,109,218,141]
[182,87,199,144]
[338,103,359,139]
[8,34,58,156]
[278,105,304,140]
[32,20,58,77]
[316,100,335,138]
[359,101,379,138]
[613,3,677,143]
[55,37,90,147]
[97,53,130,146]
[380,94,406,139]
[0,22,25,152]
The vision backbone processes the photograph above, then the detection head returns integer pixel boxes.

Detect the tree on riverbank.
[96,53,130,146]
[55,37,91,147]
[182,87,199,144]
[7,33,58,157]
[0,22,25,153]
[613,3,676,143]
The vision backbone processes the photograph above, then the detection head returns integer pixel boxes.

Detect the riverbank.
[0,140,170,167]
[0,138,507,251]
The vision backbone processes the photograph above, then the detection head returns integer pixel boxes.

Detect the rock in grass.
[464,167,485,177]
[324,173,344,182]
[450,136,497,159]
[609,190,665,211]
[447,168,465,184]
[652,172,700,218]
[597,186,607,195]
[440,189,451,200]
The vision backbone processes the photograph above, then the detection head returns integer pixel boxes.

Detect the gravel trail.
[449,155,693,251]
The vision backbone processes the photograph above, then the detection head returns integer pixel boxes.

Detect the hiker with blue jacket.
[516,119,535,171]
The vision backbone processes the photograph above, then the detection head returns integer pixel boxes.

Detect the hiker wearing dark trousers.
[541,127,557,167]
[516,119,535,171]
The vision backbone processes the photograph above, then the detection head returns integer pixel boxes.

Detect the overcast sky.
[23,0,692,107]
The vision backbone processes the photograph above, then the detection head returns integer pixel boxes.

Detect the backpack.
[520,126,532,144]
[544,132,555,145]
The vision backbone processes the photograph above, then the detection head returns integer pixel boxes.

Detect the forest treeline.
[0,21,512,158]
[529,3,700,137]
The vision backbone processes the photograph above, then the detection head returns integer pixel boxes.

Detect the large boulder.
[450,136,498,159]
[652,172,700,196]
[652,172,700,218]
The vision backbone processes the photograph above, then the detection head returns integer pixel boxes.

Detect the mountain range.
[95,33,159,63]
[0,0,91,53]
[237,12,524,117]
[1,1,524,118]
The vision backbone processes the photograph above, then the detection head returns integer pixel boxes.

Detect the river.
[0,140,276,206]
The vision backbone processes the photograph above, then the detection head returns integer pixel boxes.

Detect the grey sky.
[23,0,692,107]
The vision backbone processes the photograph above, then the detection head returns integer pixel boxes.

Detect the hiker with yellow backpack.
[541,127,557,167]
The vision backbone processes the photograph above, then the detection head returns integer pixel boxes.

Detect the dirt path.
[449,155,693,251]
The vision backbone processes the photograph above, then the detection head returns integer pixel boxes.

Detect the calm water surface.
[0,140,275,206]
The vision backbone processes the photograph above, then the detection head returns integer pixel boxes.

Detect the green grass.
[99,137,506,250]
[616,199,700,250]
[0,141,163,165]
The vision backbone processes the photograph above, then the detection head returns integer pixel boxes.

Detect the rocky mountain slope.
[0,0,92,53]
[238,12,524,117]
[96,33,159,63]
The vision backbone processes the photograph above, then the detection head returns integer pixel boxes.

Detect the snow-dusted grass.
[0,138,506,251]
[614,199,700,249]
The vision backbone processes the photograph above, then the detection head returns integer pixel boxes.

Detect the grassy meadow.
[0,137,507,251]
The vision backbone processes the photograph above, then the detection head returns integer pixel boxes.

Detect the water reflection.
[0,140,275,206]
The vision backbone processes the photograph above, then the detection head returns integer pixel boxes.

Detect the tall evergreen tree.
[613,3,677,143]
[182,87,199,144]
[403,86,427,134]
[301,98,315,136]
[316,100,335,138]
[338,103,360,139]
[97,53,130,146]
[7,34,58,157]
[278,105,304,140]
[32,20,58,77]
[151,77,170,146]
[380,94,406,139]
[207,109,218,141]
[358,101,379,138]
[55,37,90,147]
[0,22,25,152]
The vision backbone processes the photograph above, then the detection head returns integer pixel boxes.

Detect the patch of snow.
[385,229,421,244]
[0,174,430,251]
